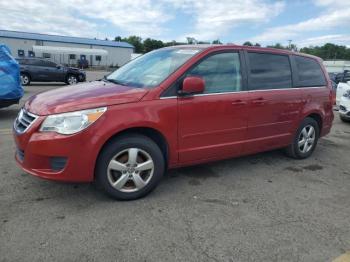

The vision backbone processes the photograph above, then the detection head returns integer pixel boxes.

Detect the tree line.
[114,36,350,60]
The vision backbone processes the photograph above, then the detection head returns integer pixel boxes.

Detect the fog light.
[50,157,67,171]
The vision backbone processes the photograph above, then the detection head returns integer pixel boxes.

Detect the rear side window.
[247,52,292,90]
[29,60,44,66]
[41,60,57,67]
[294,56,326,87]
[187,52,242,94]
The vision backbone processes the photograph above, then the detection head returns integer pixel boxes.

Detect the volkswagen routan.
[13,45,334,200]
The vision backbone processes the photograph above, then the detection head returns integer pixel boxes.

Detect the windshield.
[106,48,201,88]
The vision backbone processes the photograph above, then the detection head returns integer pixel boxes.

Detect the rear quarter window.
[294,56,326,87]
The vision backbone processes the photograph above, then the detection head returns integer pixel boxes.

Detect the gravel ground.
[0,71,349,262]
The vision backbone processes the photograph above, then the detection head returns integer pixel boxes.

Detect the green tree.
[243,41,253,46]
[186,37,197,44]
[114,36,122,42]
[124,36,144,53]
[267,43,286,49]
[212,39,222,44]
[143,38,164,53]
[300,43,350,60]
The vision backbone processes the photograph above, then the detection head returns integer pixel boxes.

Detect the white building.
[0,30,134,68]
[323,60,350,73]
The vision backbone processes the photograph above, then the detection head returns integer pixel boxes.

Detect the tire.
[95,134,165,200]
[66,74,78,85]
[20,73,30,86]
[340,115,350,122]
[285,117,320,159]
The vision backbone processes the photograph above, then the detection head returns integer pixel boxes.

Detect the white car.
[339,89,350,122]
[336,81,350,108]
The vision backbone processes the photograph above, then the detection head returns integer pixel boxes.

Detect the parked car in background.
[328,73,337,91]
[13,45,334,200]
[335,70,350,84]
[0,44,23,108]
[339,89,350,122]
[17,58,86,86]
[336,81,350,106]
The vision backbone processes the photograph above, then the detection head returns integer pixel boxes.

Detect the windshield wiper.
[103,78,126,86]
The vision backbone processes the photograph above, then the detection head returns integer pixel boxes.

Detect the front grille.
[339,105,347,112]
[14,108,38,134]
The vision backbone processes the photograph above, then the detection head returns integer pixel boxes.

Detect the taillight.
[331,89,336,105]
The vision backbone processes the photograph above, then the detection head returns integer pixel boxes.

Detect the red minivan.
[13,45,334,200]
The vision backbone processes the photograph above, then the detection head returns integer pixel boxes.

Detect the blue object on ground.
[0,44,23,108]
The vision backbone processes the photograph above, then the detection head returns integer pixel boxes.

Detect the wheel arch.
[306,112,323,131]
[95,126,170,173]
[20,71,31,80]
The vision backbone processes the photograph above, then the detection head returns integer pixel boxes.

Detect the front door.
[244,51,303,154]
[46,61,65,81]
[178,51,249,163]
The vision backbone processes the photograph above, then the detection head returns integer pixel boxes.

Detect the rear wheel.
[95,134,165,200]
[285,117,319,159]
[66,75,78,85]
[20,73,30,86]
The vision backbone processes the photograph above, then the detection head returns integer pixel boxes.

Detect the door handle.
[251,98,267,105]
[231,100,247,106]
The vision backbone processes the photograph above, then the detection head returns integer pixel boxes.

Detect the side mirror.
[56,65,61,69]
[178,76,205,96]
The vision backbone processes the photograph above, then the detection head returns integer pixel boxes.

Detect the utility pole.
[288,40,292,50]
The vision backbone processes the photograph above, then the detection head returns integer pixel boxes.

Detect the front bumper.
[13,114,101,183]
[78,73,86,82]
[339,99,350,119]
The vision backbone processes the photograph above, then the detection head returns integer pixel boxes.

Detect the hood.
[68,66,83,71]
[25,81,148,115]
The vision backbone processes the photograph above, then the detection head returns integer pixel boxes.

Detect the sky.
[0,0,349,47]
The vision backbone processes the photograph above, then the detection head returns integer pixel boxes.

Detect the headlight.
[40,107,107,135]
[343,90,350,98]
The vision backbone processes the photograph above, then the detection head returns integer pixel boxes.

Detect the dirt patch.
[285,166,303,173]
[188,179,201,186]
[303,164,323,171]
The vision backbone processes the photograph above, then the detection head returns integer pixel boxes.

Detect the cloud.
[251,0,350,45]
[0,0,99,37]
[298,34,350,47]
[168,0,285,41]
[0,0,285,41]
[67,0,174,38]
[0,0,172,39]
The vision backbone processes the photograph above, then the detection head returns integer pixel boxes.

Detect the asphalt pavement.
[0,71,350,261]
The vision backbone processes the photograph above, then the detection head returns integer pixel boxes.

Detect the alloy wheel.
[298,125,316,153]
[68,76,77,85]
[21,75,29,85]
[107,148,154,193]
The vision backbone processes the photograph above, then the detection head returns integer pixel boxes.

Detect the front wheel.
[66,75,78,85]
[20,73,30,86]
[285,117,319,159]
[95,134,165,200]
